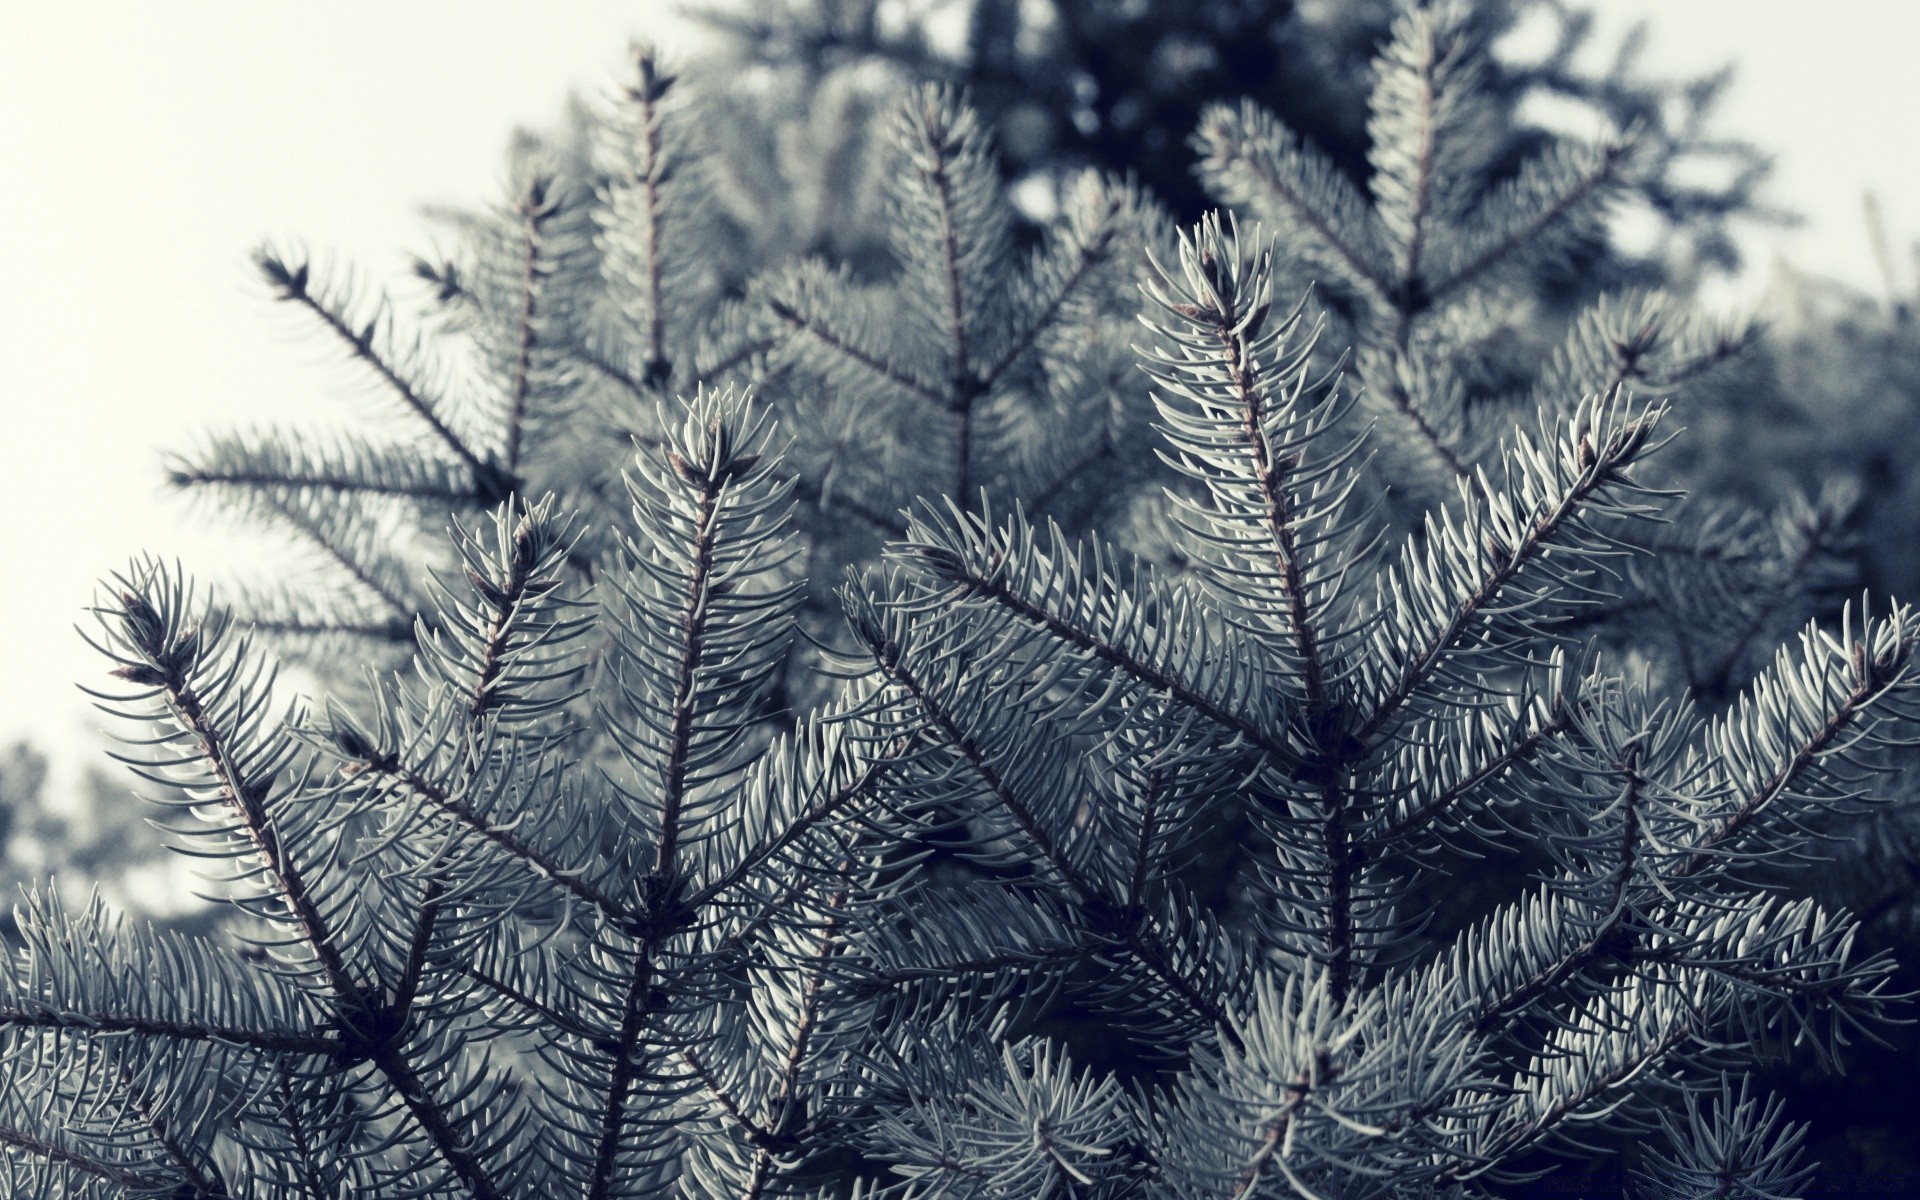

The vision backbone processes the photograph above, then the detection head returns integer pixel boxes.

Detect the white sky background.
[0,1,1916,802]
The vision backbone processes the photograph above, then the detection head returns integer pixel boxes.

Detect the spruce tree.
[6,3,1919,1196]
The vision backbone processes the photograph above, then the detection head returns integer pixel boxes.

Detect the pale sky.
[0,2,1915,801]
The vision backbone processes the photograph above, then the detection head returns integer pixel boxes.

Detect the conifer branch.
[1375,682,1573,845]
[977,228,1110,393]
[1427,139,1632,306]
[650,466,721,878]
[1691,502,1845,696]
[169,440,477,504]
[1194,101,1393,304]
[1356,400,1664,741]
[0,1125,176,1195]
[364,1037,508,1200]
[95,580,508,1200]
[255,248,499,488]
[861,630,1235,1038]
[620,49,675,386]
[256,493,417,624]
[175,468,462,502]
[1376,368,1474,485]
[688,336,779,394]
[461,964,596,1041]
[0,1008,341,1056]
[903,532,1296,766]
[687,740,901,910]
[346,755,642,927]
[572,340,650,400]
[680,1049,778,1146]
[1681,614,1920,880]
[587,396,800,1200]
[115,1060,232,1200]
[271,1071,351,1200]
[247,614,415,645]
[104,588,358,999]
[587,947,666,1200]
[1437,1017,1698,1185]
[743,892,844,1190]
[766,296,951,409]
[1211,267,1332,704]
[1026,430,1114,516]
[30,27,1908,1188]
[503,177,557,473]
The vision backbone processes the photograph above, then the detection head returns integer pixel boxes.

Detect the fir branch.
[0,1125,175,1196]
[1026,429,1114,516]
[1200,252,1332,703]
[169,436,479,505]
[503,176,558,473]
[99,585,358,999]
[1374,677,1572,846]
[460,964,596,1042]
[572,339,650,400]
[0,1008,341,1057]
[92,577,508,1200]
[1437,1012,1697,1186]
[977,221,1111,394]
[686,732,903,910]
[767,294,951,409]
[856,618,1236,1038]
[255,247,502,492]
[344,755,642,928]
[587,394,801,1200]
[1375,365,1474,485]
[254,492,418,626]
[362,1036,508,1200]
[246,614,415,646]
[1680,608,1920,880]
[1427,137,1633,307]
[741,890,845,1192]
[896,505,1297,766]
[688,334,778,395]
[1691,498,1849,696]
[649,454,721,878]
[114,1060,232,1200]
[618,48,675,386]
[1355,397,1665,742]
[1193,100,1393,304]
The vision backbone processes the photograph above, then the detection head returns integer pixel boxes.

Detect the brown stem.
[0,1008,341,1056]
[504,184,552,473]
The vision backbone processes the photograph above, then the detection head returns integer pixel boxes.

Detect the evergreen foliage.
[692,0,1779,283]
[8,2,1920,1195]
[18,298,1920,1193]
